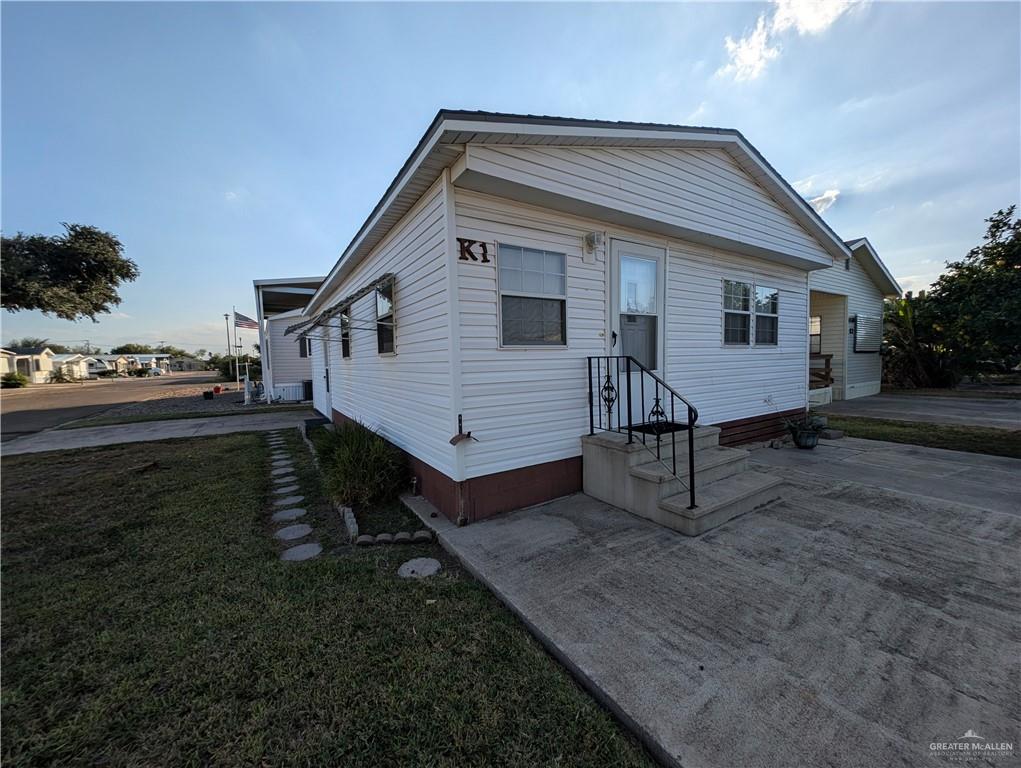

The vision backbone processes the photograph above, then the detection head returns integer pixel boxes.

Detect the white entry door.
[609,239,666,425]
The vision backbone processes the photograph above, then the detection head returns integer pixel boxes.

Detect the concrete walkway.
[818,392,1021,429]
[409,441,1020,768]
[0,410,315,455]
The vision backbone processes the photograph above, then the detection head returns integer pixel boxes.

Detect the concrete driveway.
[410,441,1020,768]
[818,392,1021,429]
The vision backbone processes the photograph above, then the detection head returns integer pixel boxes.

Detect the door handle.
[611,330,618,348]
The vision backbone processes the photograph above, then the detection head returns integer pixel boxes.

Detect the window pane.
[620,256,657,314]
[522,270,543,293]
[501,296,565,345]
[620,314,657,369]
[544,251,564,275]
[543,274,565,296]
[523,248,544,272]
[376,280,394,318]
[500,267,522,292]
[724,312,750,344]
[723,280,750,311]
[755,315,778,345]
[499,245,521,268]
[755,286,778,315]
[809,316,821,335]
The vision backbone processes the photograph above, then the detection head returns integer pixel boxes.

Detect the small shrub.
[315,422,407,509]
[2,372,29,388]
[49,368,76,384]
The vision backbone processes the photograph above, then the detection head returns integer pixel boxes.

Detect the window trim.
[809,315,822,355]
[375,277,396,356]
[340,310,351,359]
[721,279,780,348]
[496,240,569,349]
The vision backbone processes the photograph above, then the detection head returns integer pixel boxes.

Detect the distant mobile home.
[253,277,325,402]
[278,111,900,528]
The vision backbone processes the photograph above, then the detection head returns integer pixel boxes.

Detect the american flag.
[234,311,259,330]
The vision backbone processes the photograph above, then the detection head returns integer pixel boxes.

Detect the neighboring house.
[253,277,325,402]
[50,354,92,381]
[132,354,172,372]
[91,355,130,376]
[8,347,56,384]
[284,110,900,527]
[170,357,206,372]
[0,349,16,376]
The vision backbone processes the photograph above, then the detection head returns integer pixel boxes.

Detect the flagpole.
[223,313,231,357]
[232,306,241,391]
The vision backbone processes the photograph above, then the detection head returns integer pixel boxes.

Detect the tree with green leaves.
[883,206,1020,387]
[1,223,139,321]
[110,343,154,355]
[6,336,69,353]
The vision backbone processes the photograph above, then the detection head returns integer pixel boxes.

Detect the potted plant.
[784,414,825,449]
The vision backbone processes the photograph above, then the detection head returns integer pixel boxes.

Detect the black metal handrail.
[587,356,699,510]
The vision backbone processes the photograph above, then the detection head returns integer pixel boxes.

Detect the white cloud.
[718,0,866,81]
[717,14,778,82]
[792,176,816,195]
[107,312,131,320]
[771,0,863,36]
[686,101,709,123]
[808,188,840,214]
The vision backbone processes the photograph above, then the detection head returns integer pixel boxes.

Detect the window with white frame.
[298,337,310,358]
[340,310,351,358]
[498,243,567,346]
[375,278,395,354]
[809,316,822,354]
[723,280,779,346]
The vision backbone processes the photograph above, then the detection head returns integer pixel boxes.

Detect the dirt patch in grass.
[1,436,653,767]
[825,415,1021,459]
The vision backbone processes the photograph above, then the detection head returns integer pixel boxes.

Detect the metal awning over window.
[285,273,395,338]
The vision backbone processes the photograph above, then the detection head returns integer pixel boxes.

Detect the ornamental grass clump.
[315,422,407,509]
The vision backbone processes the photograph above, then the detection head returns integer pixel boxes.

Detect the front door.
[610,239,666,425]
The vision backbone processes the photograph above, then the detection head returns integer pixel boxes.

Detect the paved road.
[0,372,220,441]
[0,410,316,456]
[819,392,1021,429]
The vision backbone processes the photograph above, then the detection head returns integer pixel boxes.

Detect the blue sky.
[2,1,1018,353]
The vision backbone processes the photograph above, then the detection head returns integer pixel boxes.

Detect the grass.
[355,499,423,536]
[1,435,653,768]
[824,415,1021,459]
[60,404,312,429]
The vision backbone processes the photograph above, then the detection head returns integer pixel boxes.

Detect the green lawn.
[60,404,312,429]
[1,435,652,767]
[881,387,1021,400]
[824,415,1021,459]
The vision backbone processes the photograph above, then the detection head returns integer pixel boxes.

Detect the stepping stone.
[374,533,393,545]
[398,557,441,579]
[275,523,313,541]
[355,534,375,547]
[280,542,321,561]
[272,507,306,522]
[274,489,301,501]
[412,530,433,544]
[270,467,294,477]
[273,476,298,487]
[272,461,294,470]
[393,532,412,545]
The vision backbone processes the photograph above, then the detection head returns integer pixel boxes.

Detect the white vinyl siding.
[455,188,811,478]
[809,291,847,400]
[463,145,831,265]
[810,251,886,399]
[266,315,313,388]
[316,180,454,477]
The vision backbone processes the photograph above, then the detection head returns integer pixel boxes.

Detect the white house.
[284,111,900,531]
[90,355,130,376]
[8,347,56,384]
[50,354,92,381]
[253,277,324,402]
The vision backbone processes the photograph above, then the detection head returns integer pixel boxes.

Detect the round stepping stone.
[275,523,313,541]
[374,533,393,545]
[273,475,298,486]
[272,462,295,471]
[270,453,289,461]
[355,534,375,547]
[280,542,321,561]
[270,467,294,477]
[393,532,412,545]
[398,557,441,579]
[412,530,433,544]
[271,507,306,522]
[274,489,301,501]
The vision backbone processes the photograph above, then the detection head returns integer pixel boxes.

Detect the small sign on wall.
[457,238,492,263]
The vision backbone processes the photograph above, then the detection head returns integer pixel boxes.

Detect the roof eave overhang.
[846,238,902,297]
[305,111,853,313]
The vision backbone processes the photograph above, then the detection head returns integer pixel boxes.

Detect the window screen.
[854,314,882,353]
[498,244,567,346]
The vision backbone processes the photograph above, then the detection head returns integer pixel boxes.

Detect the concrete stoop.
[581,428,783,536]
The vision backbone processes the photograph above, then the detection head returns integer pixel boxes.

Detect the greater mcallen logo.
[929,729,1014,762]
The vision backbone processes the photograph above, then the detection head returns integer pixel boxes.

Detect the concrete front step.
[629,446,749,502]
[582,426,721,464]
[656,471,784,536]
